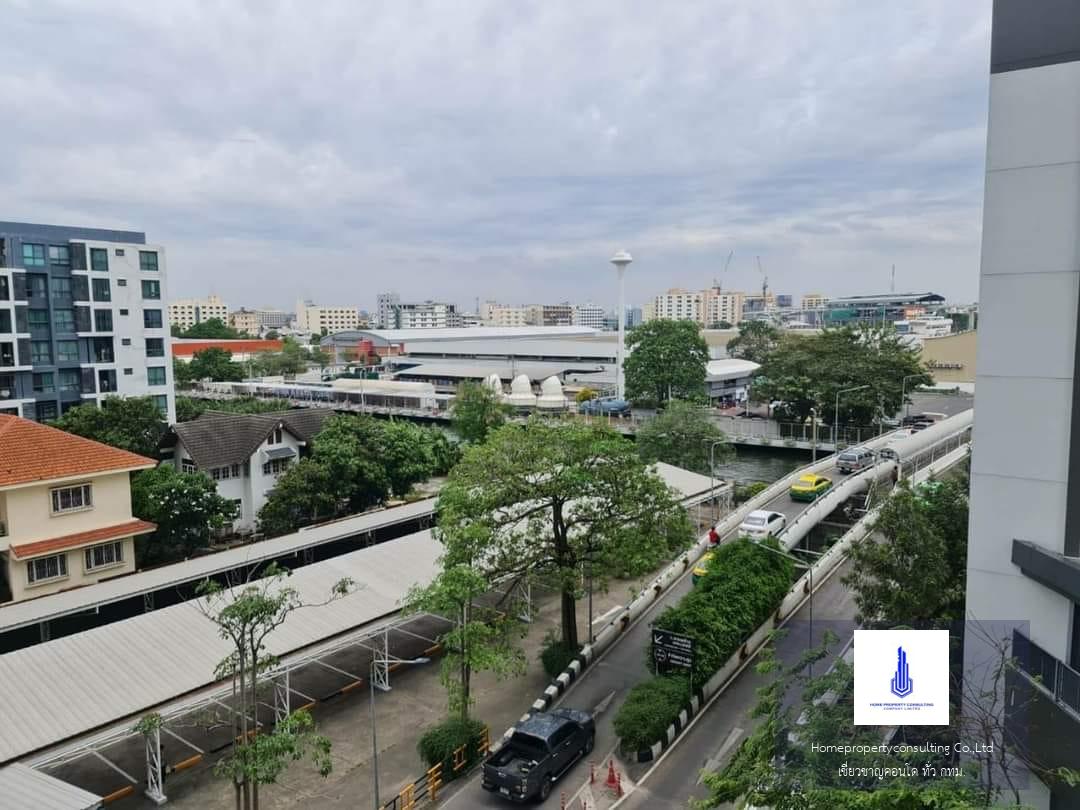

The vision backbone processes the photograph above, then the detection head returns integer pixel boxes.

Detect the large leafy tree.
[753,325,931,425]
[251,337,313,376]
[436,419,694,650]
[188,347,245,382]
[49,396,166,458]
[725,319,781,364]
[132,464,238,566]
[624,319,710,405]
[174,318,244,339]
[451,381,509,444]
[255,460,345,538]
[635,399,733,475]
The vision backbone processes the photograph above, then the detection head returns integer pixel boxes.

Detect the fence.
[378,727,490,810]
[1013,630,1080,718]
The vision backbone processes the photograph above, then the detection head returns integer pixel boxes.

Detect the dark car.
[481,708,595,802]
[578,397,631,416]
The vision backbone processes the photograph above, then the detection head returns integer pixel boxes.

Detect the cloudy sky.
[5,1,991,312]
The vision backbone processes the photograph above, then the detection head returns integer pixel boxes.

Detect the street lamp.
[704,439,728,521]
[809,407,818,463]
[833,385,869,447]
[610,250,633,401]
[900,374,921,421]
[371,656,430,809]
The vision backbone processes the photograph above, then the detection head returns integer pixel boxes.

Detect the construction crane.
[714,250,734,291]
[756,255,769,302]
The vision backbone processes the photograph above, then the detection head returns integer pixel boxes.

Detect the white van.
[835,446,876,474]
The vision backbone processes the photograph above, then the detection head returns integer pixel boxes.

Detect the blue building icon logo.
[890,646,914,698]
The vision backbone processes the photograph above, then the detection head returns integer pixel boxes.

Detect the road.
[615,558,858,809]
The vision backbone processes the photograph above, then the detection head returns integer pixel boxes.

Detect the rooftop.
[828,292,945,305]
[0,221,146,244]
[167,410,333,470]
[10,519,157,561]
[322,326,599,347]
[0,763,102,810]
[0,416,156,490]
[705,359,761,380]
[170,339,283,357]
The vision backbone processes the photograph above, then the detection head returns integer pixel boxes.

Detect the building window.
[262,457,291,476]
[145,337,164,357]
[143,309,163,329]
[92,278,111,302]
[84,541,123,571]
[35,401,57,422]
[56,340,79,362]
[119,308,129,316]
[231,463,241,477]
[48,245,71,267]
[32,372,54,393]
[22,243,46,267]
[30,341,51,364]
[0,276,8,301]
[115,248,125,256]
[139,251,159,271]
[98,369,117,392]
[51,483,93,514]
[181,458,197,474]
[141,280,161,300]
[94,310,113,331]
[123,368,133,375]
[0,342,13,367]
[27,275,48,298]
[0,310,9,334]
[27,553,67,584]
[90,248,109,272]
[58,369,80,393]
[51,277,71,300]
[147,366,166,385]
[152,394,167,414]
[53,310,75,331]
[117,279,127,287]
[268,427,283,445]
[121,338,132,346]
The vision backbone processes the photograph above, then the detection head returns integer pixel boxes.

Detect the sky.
[4,1,992,312]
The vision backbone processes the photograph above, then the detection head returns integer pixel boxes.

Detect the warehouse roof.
[0,764,102,810]
[393,362,604,383]
[323,326,599,347]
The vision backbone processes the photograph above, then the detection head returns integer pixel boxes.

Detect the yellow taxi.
[692,552,714,585]
[789,473,833,502]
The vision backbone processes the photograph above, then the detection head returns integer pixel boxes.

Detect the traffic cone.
[616,771,624,797]
[605,759,618,790]
[560,792,567,809]
[590,762,596,784]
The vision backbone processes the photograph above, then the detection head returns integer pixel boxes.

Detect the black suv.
[481,708,595,802]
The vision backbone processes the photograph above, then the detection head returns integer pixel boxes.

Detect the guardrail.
[378,727,491,810]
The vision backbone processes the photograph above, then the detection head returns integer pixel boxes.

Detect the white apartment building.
[801,293,829,309]
[572,304,606,330]
[650,288,703,322]
[487,305,528,327]
[703,289,745,326]
[294,299,359,335]
[229,308,260,335]
[376,292,400,329]
[168,295,229,331]
[395,301,462,329]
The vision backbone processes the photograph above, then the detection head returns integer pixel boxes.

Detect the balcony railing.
[1013,629,1080,717]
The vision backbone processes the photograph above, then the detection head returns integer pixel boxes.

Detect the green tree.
[624,319,710,405]
[450,381,509,444]
[709,320,733,330]
[189,347,244,382]
[575,387,598,404]
[197,564,352,810]
[265,329,280,340]
[725,319,781,364]
[635,399,733,475]
[178,318,242,339]
[132,464,238,566]
[252,337,311,377]
[49,396,166,457]
[256,460,345,538]
[173,356,195,388]
[436,419,694,650]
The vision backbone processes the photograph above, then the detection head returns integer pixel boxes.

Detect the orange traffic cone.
[615,771,624,797]
[605,759,619,790]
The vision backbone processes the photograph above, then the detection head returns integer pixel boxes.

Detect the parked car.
[835,447,876,474]
[692,551,714,585]
[482,709,595,802]
[789,473,833,502]
[738,510,787,539]
[578,397,632,416]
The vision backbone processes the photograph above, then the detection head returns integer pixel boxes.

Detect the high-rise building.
[376,292,400,329]
[255,308,290,329]
[168,295,229,331]
[294,299,359,335]
[703,288,745,326]
[0,221,176,423]
[572,303,606,330]
[964,4,1080,806]
[394,301,462,329]
[648,287,745,327]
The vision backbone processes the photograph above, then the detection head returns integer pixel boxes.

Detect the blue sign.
[890,646,914,698]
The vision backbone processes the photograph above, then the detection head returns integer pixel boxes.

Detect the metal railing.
[379,727,490,809]
[1012,629,1080,717]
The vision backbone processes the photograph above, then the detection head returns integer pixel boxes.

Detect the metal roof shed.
[0,764,102,810]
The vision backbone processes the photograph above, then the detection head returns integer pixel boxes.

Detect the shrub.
[417,716,487,783]
[733,481,769,504]
[575,388,598,403]
[540,630,579,679]
[613,675,689,752]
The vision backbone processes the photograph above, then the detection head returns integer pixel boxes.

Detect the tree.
[132,464,238,566]
[624,320,710,406]
[725,320,781,365]
[173,356,195,388]
[635,399,733,475]
[265,329,280,340]
[753,326,932,425]
[709,320,733,330]
[197,564,352,810]
[436,419,694,650]
[189,347,244,382]
[575,387,598,404]
[178,318,242,339]
[450,381,509,444]
[50,396,166,457]
[252,337,310,377]
[256,460,345,538]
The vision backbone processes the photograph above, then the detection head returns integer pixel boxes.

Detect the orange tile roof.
[0,415,157,488]
[10,519,157,560]
[171,339,283,357]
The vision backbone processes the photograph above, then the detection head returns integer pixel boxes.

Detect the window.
[85,541,123,571]
[147,366,166,385]
[27,309,49,329]
[27,275,48,298]
[56,340,79,362]
[0,276,8,300]
[121,338,131,346]
[181,458,197,474]
[98,369,117,392]
[30,341,51,364]
[51,483,92,514]
[123,368,133,375]
[51,277,71,299]
[115,248,125,256]
[139,251,159,271]
[143,309,162,329]
[231,463,241,477]
[22,243,45,267]
[35,401,57,422]
[90,248,108,272]
[27,554,67,584]
[152,394,168,414]
[212,465,235,481]
[145,337,164,357]
[268,427,283,445]
[116,279,127,287]
[141,280,160,299]
[48,245,71,267]
[118,308,129,316]
[32,373,54,393]
[58,369,80,393]
[94,310,113,331]
[262,457,291,476]
[53,310,75,331]
[0,342,12,367]
[0,373,14,396]
[0,310,9,334]
[92,278,111,302]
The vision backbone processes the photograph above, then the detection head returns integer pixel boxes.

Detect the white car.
[739,510,787,539]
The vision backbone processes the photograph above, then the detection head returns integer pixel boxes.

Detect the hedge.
[540,631,579,680]
[612,675,689,752]
[417,716,487,782]
[615,538,794,752]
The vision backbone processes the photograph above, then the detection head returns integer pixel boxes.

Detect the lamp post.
[901,374,921,421]
[809,407,818,463]
[833,385,869,447]
[705,438,728,521]
[610,250,633,401]
[371,656,430,809]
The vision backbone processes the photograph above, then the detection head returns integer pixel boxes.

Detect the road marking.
[567,742,620,807]
[592,606,621,625]
[593,690,616,716]
[697,726,742,784]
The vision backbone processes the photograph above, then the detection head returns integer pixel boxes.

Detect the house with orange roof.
[0,415,157,602]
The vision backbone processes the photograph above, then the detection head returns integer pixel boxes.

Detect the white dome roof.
[540,376,563,396]
[510,374,532,394]
[504,374,537,407]
[536,376,567,410]
[484,373,502,392]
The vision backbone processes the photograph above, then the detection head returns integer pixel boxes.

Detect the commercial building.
[572,303,606,330]
[487,305,528,327]
[0,221,176,423]
[648,287,745,327]
[167,295,229,331]
[705,359,760,405]
[649,288,704,322]
[0,415,156,602]
[919,330,976,387]
[394,301,462,329]
[964,4,1080,806]
[321,325,599,360]
[294,299,359,335]
[229,308,260,335]
[171,338,284,364]
[823,292,944,327]
[375,292,400,329]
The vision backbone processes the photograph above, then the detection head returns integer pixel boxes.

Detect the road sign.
[652,628,694,671]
